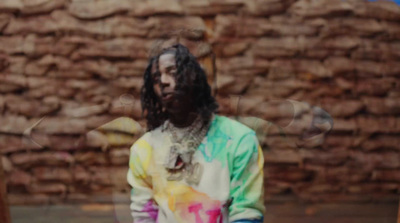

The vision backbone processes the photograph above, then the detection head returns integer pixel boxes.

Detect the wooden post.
[0,156,11,223]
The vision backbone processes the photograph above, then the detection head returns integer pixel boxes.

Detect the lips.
[161,92,174,102]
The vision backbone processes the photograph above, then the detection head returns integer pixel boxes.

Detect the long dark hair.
[141,44,218,131]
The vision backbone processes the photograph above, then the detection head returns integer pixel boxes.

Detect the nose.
[160,73,173,88]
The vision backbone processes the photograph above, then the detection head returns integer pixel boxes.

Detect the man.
[127,44,265,223]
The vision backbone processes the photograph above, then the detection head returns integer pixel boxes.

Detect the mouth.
[161,92,174,102]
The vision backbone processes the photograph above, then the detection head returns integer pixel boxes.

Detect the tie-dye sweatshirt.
[127,115,265,223]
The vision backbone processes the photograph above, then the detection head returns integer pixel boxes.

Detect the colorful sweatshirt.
[127,115,265,223]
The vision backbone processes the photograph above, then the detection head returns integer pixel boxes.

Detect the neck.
[169,111,198,128]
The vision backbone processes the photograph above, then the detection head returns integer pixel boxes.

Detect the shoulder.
[212,115,256,140]
[130,131,153,153]
[130,124,166,152]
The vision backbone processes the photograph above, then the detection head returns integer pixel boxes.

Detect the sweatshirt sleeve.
[229,132,265,223]
[127,137,158,223]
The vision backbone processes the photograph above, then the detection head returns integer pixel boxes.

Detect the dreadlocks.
[141,44,218,131]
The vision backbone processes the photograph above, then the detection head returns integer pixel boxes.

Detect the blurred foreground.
[10,200,398,223]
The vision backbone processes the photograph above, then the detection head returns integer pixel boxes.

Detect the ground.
[10,201,399,223]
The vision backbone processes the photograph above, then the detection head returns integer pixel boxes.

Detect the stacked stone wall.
[1,0,400,204]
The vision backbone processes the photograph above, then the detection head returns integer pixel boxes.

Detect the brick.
[0,115,32,134]
[355,78,397,96]
[0,135,44,154]
[183,0,242,16]
[245,0,293,16]
[96,117,143,136]
[217,76,252,95]
[0,0,22,12]
[303,49,347,60]
[357,116,399,134]
[85,115,119,130]
[10,152,74,167]
[347,183,398,194]
[53,10,149,38]
[289,0,354,18]
[363,97,400,115]
[253,37,317,58]
[147,16,205,39]
[249,99,297,120]
[217,56,269,76]
[294,183,342,194]
[381,21,400,40]
[297,193,372,203]
[0,36,25,54]
[5,95,60,117]
[319,36,360,51]
[265,180,291,195]
[246,85,294,100]
[32,167,73,183]
[268,59,332,78]
[129,0,183,17]
[308,165,370,183]
[44,135,86,151]
[0,13,12,31]
[265,165,313,182]
[354,60,395,77]
[71,38,151,60]
[320,18,383,37]
[351,40,394,60]
[27,183,67,194]
[4,14,58,35]
[20,0,65,15]
[24,61,49,76]
[107,77,143,94]
[324,57,354,75]
[301,147,349,166]
[74,152,108,165]
[72,166,91,184]
[110,148,130,165]
[372,170,400,182]
[353,0,400,21]
[5,56,26,74]
[115,60,148,77]
[324,135,355,148]
[24,84,75,99]
[264,149,303,164]
[361,135,400,151]
[319,98,363,117]
[214,15,316,38]
[349,151,400,169]
[7,169,32,186]
[60,102,109,118]
[89,166,130,190]
[68,0,133,19]
[1,156,13,173]
[32,117,87,134]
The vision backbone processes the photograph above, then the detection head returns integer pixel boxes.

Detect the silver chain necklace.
[163,115,211,184]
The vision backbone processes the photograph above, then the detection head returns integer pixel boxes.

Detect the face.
[152,52,193,114]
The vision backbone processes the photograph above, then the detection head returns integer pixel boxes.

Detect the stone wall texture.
[1,0,400,204]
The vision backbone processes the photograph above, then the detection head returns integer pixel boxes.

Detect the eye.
[152,72,160,82]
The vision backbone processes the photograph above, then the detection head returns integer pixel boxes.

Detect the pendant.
[185,162,203,185]
[166,162,204,185]
[186,140,195,149]
[164,143,183,169]
[167,168,184,181]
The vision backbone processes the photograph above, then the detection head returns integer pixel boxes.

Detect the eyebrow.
[165,64,176,72]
